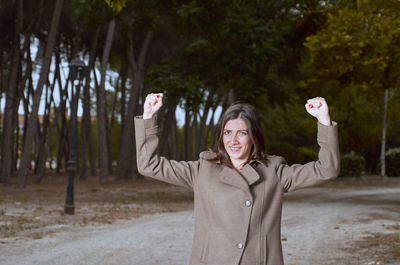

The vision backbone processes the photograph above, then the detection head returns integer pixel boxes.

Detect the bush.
[296,147,318,164]
[269,142,298,165]
[339,152,365,177]
[270,144,318,165]
[385,148,400,177]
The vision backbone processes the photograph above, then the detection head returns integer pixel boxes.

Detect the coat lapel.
[241,163,260,186]
[218,164,260,195]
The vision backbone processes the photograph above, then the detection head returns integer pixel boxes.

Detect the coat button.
[237,243,244,249]
[245,200,252,207]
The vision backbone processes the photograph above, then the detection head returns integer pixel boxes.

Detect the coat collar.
[218,163,260,195]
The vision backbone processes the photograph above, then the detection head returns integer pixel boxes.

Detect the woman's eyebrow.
[224,129,248,133]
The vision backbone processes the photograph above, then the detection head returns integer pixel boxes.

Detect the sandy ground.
[0,178,399,265]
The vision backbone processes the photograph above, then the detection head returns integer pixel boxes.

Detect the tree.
[96,18,116,183]
[15,0,65,188]
[0,0,23,184]
[115,30,153,179]
[304,0,400,175]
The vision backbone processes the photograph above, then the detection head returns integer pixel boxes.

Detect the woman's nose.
[231,134,239,144]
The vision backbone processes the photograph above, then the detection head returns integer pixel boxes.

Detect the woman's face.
[223,118,253,168]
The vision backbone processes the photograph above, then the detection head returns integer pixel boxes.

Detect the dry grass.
[324,175,400,189]
[356,232,400,263]
[0,174,193,241]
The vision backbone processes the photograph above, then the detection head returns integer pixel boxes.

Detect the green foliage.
[146,62,205,113]
[303,0,400,156]
[385,148,400,177]
[172,0,312,108]
[305,0,400,89]
[72,0,113,27]
[268,142,317,166]
[264,98,318,158]
[269,142,298,165]
[339,151,365,177]
[104,0,127,13]
[296,147,318,164]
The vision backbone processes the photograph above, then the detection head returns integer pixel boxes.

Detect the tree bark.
[119,60,128,129]
[183,109,193,160]
[159,100,178,157]
[116,30,153,180]
[35,95,58,182]
[97,19,116,183]
[56,72,69,173]
[34,60,58,183]
[1,0,23,185]
[380,88,389,177]
[192,113,199,160]
[15,0,64,188]
[196,91,213,155]
[80,26,99,180]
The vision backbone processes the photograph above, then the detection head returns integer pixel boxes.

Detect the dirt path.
[1,182,399,265]
[282,186,400,265]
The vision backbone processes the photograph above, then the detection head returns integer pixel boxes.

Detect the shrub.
[270,144,318,165]
[339,151,365,177]
[269,142,298,164]
[385,148,400,177]
[296,146,318,164]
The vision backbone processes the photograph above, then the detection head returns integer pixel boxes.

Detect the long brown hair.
[209,103,267,168]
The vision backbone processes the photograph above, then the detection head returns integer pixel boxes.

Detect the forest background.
[1,0,400,189]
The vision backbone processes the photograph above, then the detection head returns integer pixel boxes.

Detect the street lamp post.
[64,58,86,215]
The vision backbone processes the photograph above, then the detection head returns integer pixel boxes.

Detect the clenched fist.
[305,97,331,126]
[143,93,163,119]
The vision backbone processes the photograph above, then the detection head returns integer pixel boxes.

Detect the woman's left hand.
[305,97,331,126]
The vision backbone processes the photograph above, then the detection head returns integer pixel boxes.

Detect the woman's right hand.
[143,93,163,119]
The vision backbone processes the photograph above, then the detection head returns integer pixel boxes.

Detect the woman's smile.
[229,146,242,152]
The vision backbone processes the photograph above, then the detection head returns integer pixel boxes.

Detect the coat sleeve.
[134,116,199,190]
[277,122,340,192]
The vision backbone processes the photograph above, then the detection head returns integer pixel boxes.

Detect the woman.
[134,94,340,265]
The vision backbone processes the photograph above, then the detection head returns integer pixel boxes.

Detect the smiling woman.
[223,119,252,170]
[134,94,340,265]
[212,103,267,171]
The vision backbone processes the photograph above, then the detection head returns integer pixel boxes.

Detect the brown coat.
[134,116,340,265]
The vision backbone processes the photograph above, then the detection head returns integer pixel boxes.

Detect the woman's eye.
[223,131,230,135]
[239,131,248,136]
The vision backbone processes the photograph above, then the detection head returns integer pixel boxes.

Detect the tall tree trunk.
[80,26,99,180]
[192,113,199,160]
[97,19,116,183]
[35,96,58,182]
[14,27,33,173]
[15,0,64,188]
[1,0,23,185]
[209,103,224,149]
[380,88,389,177]
[159,100,178,157]
[119,60,128,129]
[34,67,57,183]
[183,110,193,160]
[107,78,119,173]
[196,92,213,155]
[171,115,179,160]
[56,68,69,173]
[206,107,216,149]
[116,30,153,180]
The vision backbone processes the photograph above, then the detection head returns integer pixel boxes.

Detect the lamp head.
[69,58,86,81]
